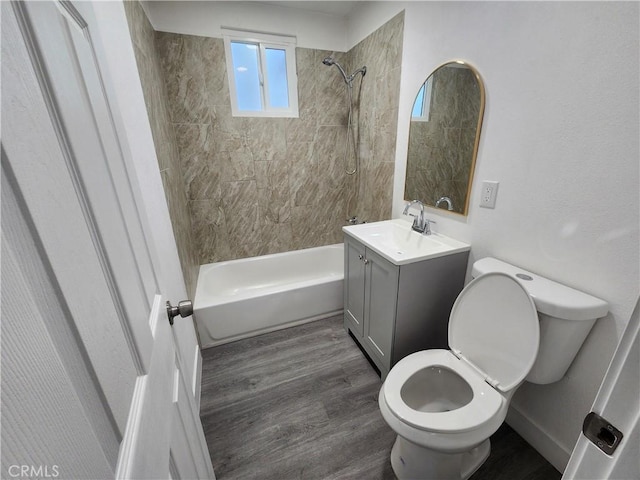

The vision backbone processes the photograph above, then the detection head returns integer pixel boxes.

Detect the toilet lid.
[449,272,539,392]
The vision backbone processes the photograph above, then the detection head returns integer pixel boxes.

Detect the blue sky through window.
[224,31,297,117]
[265,48,289,108]
[231,41,262,111]
[412,84,425,117]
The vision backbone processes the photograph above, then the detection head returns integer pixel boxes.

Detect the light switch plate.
[480,181,499,208]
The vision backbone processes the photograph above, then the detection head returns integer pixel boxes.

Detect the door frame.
[2,1,212,477]
[65,0,212,474]
[562,298,639,479]
[76,0,203,403]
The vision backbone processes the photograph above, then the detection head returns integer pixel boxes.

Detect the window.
[411,76,433,121]
[222,29,298,118]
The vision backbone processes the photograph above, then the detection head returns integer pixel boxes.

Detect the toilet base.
[390,435,491,480]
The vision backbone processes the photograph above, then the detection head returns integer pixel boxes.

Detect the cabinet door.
[344,237,366,337]
[364,248,399,367]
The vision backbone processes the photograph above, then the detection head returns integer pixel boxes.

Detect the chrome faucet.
[435,196,454,211]
[403,200,435,235]
[346,216,365,225]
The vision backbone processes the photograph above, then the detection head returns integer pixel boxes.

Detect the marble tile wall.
[348,12,405,224]
[405,66,480,214]
[142,11,403,264]
[123,1,199,298]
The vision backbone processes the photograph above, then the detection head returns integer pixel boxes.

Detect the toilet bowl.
[379,271,538,479]
[380,350,507,454]
[379,259,609,480]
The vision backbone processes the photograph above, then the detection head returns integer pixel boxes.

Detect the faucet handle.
[408,212,421,228]
[424,219,436,235]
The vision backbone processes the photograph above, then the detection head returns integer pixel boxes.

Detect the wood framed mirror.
[404,61,485,216]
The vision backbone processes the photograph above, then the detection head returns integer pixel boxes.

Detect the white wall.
[142,0,348,51]
[350,1,638,471]
[138,0,639,471]
[142,1,406,52]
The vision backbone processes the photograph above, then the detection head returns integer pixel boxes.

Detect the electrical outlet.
[480,181,499,208]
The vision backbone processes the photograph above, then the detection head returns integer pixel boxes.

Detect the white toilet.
[378,257,609,480]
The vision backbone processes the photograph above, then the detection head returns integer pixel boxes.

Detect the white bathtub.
[193,244,344,349]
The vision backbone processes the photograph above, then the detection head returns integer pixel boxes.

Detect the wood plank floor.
[200,315,561,480]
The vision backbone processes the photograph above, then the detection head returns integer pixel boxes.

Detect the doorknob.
[166,300,193,326]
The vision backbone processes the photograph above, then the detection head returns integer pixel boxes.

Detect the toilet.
[378,257,609,480]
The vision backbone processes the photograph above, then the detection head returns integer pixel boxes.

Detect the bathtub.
[193,244,344,349]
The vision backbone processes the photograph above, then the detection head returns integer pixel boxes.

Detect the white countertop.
[343,219,470,266]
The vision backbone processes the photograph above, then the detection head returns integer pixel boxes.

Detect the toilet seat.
[382,349,504,433]
[382,272,540,435]
[449,272,540,392]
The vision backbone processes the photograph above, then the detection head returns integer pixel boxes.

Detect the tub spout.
[435,196,454,211]
[346,216,366,225]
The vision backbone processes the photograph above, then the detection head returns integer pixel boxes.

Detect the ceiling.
[260,1,359,17]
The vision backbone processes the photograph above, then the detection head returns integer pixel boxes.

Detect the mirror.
[404,61,485,216]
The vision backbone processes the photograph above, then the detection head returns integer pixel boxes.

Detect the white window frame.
[411,78,433,122]
[222,28,299,118]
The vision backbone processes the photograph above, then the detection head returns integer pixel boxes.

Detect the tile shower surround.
[123,1,199,298]
[129,4,403,265]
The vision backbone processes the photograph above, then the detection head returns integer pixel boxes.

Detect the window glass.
[412,84,425,117]
[230,41,262,111]
[223,30,298,118]
[265,48,289,108]
[411,77,432,121]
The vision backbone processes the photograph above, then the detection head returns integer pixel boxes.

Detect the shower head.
[321,56,366,175]
[322,56,349,84]
[322,56,367,86]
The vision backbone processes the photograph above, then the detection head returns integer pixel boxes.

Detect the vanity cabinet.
[344,235,469,379]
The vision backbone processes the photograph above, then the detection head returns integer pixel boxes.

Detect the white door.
[562,298,639,480]
[1,1,214,478]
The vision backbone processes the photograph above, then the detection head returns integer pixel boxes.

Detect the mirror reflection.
[404,61,485,216]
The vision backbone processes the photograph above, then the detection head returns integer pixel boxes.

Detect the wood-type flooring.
[200,315,561,480]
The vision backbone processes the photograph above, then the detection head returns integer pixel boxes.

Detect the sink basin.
[343,219,470,265]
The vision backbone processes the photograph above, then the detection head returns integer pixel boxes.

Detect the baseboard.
[506,404,571,474]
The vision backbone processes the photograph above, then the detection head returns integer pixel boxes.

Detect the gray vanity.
[342,59,484,379]
[343,220,470,379]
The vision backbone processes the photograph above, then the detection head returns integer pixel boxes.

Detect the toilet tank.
[472,258,609,384]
